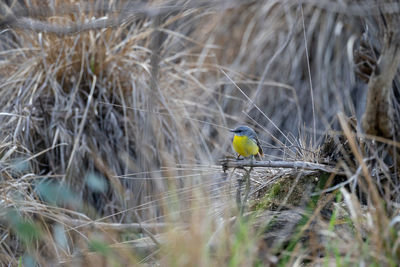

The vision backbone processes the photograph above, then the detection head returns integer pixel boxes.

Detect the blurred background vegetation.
[1,0,400,266]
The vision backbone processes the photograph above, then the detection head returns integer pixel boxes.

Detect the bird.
[230,125,263,159]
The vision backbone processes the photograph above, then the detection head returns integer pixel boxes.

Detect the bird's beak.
[229,129,235,133]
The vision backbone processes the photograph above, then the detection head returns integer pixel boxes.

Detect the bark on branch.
[220,158,344,175]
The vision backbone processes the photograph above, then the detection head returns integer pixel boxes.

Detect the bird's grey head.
[230,125,257,138]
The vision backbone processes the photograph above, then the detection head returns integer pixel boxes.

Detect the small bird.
[230,125,263,159]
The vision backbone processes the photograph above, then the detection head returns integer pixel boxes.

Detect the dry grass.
[0,0,400,266]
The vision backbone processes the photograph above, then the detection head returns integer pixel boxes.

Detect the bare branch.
[219,158,344,175]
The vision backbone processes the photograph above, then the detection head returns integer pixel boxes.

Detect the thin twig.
[240,167,253,215]
[134,210,161,246]
[299,0,316,147]
[236,177,243,212]
[64,76,96,182]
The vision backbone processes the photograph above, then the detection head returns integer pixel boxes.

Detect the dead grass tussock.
[0,0,224,216]
[0,1,228,264]
[0,0,400,266]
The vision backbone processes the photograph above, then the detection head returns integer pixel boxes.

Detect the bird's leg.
[236,154,244,160]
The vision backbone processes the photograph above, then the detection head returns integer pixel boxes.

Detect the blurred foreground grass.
[1,0,400,266]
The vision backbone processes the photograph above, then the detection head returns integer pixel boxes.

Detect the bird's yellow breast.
[232,135,259,157]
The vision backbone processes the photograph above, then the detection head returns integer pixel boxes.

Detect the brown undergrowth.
[0,0,400,266]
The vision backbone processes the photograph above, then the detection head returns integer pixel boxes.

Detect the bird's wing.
[255,137,264,157]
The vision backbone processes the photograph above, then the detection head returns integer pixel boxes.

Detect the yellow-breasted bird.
[230,125,263,159]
